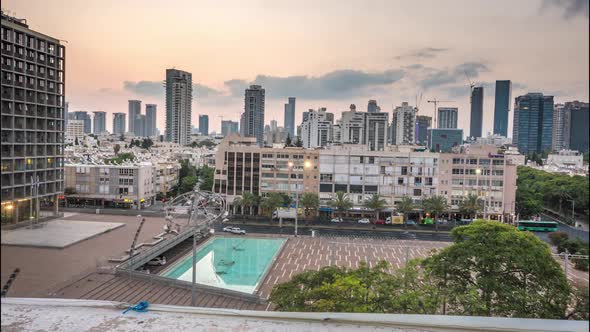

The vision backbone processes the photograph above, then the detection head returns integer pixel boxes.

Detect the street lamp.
[287,159,313,237]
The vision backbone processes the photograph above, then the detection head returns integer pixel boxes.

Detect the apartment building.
[1,12,66,223]
[64,162,156,209]
[155,161,180,195]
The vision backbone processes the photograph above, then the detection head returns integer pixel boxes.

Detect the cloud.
[230,69,405,99]
[417,62,490,90]
[395,47,449,60]
[123,80,224,99]
[443,81,528,98]
[542,0,589,19]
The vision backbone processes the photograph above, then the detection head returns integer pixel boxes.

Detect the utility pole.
[426,99,454,129]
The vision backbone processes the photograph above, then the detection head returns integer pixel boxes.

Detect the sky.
[4,0,589,136]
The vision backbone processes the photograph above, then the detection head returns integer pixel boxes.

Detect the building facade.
[145,104,157,137]
[165,68,192,146]
[470,86,484,138]
[112,113,126,136]
[1,12,66,223]
[221,120,239,136]
[391,102,417,145]
[569,102,589,153]
[283,97,295,138]
[198,114,209,136]
[428,128,463,152]
[241,85,265,147]
[493,80,511,137]
[70,111,91,133]
[339,105,365,145]
[128,100,141,134]
[300,108,333,149]
[364,112,389,151]
[367,99,379,113]
[513,93,554,154]
[437,107,458,129]
[65,120,84,142]
[93,111,106,135]
[415,115,432,146]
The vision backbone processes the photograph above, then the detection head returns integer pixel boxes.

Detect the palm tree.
[260,193,284,217]
[364,194,388,221]
[458,193,484,220]
[240,192,256,216]
[396,195,415,228]
[422,195,449,231]
[300,193,320,221]
[328,191,353,218]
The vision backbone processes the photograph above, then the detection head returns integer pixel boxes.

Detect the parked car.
[147,256,167,266]
[357,218,371,224]
[330,217,343,223]
[374,219,385,225]
[222,226,246,235]
[405,219,417,225]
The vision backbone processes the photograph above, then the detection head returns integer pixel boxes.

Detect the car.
[222,226,246,235]
[405,219,416,225]
[357,218,370,224]
[374,219,385,225]
[330,217,343,223]
[147,256,167,266]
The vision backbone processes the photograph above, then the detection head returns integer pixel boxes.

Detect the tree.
[422,195,449,230]
[260,193,284,217]
[141,138,153,149]
[294,136,303,147]
[197,165,214,191]
[567,287,589,320]
[548,231,569,247]
[178,175,198,194]
[395,196,415,227]
[74,137,79,145]
[113,144,121,156]
[119,134,125,141]
[364,194,387,220]
[239,192,257,216]
[423,220,570,318]
[328,191,353,218]
[458,193,484,219]
[300,193,319,220]
[285,134,292,147]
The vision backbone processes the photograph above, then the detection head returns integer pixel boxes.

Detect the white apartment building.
[364,112,389,151]
[155,161,180,195]
[66,119,85,141]
[339,105,365,144]
[391,102,417,145]
[301,109,333,149]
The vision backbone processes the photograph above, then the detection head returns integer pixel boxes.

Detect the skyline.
[3,0,589,134]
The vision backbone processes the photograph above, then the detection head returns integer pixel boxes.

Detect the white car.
[223,226,246,235]
[330,217,343,223]
[357,218,370,224]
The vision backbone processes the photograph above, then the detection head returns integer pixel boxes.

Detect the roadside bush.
[548,231,569,247]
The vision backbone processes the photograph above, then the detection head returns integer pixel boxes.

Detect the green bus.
[517,221,559,232]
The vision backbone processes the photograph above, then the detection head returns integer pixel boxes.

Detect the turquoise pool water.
[160,237,285,294]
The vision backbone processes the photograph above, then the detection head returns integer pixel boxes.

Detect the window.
[468,159,477,165]
[364,185,378,194]
[452,168,464,175]
[320,183,333,192]
[261,173,274,178]
[493,159,504,166]
[401,166,408,175]
[350,185,362,193]
[398,177,404,185]
[413,189,422,196]
[320,173,333,182]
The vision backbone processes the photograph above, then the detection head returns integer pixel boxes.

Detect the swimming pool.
[160,237,286,294]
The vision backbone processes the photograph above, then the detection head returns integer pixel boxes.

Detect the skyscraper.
[301,109,333,148]
[71,111,91,133]
[134,114,146,137]
[1,11,66,223]
[339,104,364,144]
[415,115,432,146]
[513,93,554,154]
[391,102,417,145]
[470,86,483,138]
[93,111,106,135]
[567,101,589,153]
[165,69,192,146]
[145,104,157,137]
[364,112,389,151]
[241,85,265,147]
[552,103,568,151]
[221,120,239,136]
[128,100,141,134]
[367,99,379,113]
[438,108,458,129]
[112,113,126,136]
[283,97,296,138]
[493,80,511,137]
[199,115,209,136]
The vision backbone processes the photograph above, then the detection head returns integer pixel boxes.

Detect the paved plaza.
[1,219,124,248]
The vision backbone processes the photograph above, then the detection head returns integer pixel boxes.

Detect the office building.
[364,112,389,151]
[70,111,91,134]
[493,80,511,137]
[391,102,417,145]
[470,86,484,138]
[367,99,379,113]
[568,101,589,153]
[301,109,333,149]
[66,120,85,141]
[1,11,66,223]
[415,115,432,146]
[283,97,296,138]
[134,114,146,137]
[552,103,569,152]
[438,107,458,129]
[240,85,265,147]
[199,114,209,136]
[513,93,554,154]
[165,69,192,146]
[128,100,141,134]
[339,104,364,144]
[112,113,126,136]
[145,104,157,137]
[221,120,239,136]
[428,128,463,152]
[92,111,106,135]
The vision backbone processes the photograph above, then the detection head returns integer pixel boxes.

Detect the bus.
[517,221,559,232]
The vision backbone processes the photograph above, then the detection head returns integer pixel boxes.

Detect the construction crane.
[415,92,423,111]
[427,99,455,128]
[464,70,475,93]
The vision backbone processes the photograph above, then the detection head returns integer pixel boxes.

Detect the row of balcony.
[1,87,64,105]
[1,131,64,143]
[1,181,63,201]
[1,101,64,118]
